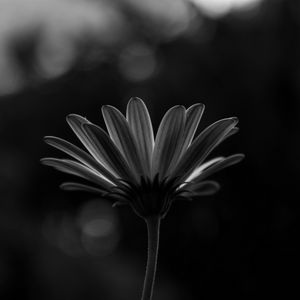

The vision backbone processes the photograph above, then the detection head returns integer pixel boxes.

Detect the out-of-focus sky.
[0,0,262,95]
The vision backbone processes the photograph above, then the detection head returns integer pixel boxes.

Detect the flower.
[41,97,244,219]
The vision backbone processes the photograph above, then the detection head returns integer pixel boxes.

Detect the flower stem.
[141,215,161,300]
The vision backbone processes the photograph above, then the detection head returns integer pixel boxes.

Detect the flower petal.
[66,114,91,146]
[173,117,238,182]
[66,114,117,176]
[102,105,145,178]
[226,127,239,138]
[60,182,107,194]
[151,105,186,179]
[193,154,245,183]
[41,158,113,189]
[181,103,205,151]
[112,200,130,207]
[218,126,239,145]
[44,136,117,184]
[82,123,138,183]
[184,180,220,196]
[126,97,154,176]
[166,104,205,177]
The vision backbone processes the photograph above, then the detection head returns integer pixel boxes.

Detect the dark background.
[0,0,299,299]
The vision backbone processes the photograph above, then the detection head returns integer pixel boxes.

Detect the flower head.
[42,97,244,218]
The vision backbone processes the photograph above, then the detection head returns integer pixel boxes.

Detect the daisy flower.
[42,97,244,300]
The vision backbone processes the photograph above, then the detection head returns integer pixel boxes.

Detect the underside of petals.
[193,153,245,183]
[60,182,108,194]
[41,158,113,189]
[126,97,154,176]
[151,105,186,179]
[102,105,145,178]
[173,117,238,183]
[82,123,138,183]
[44,136,117,184]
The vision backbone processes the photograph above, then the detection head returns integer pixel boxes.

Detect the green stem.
[141,215,161,300]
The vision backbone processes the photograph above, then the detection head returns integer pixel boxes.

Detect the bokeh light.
[119,43,158,82]
[78,200,120,256]
[123,0,191,38]
[0,0,127,94]
[190,0,263,17]
[43,199,120,257]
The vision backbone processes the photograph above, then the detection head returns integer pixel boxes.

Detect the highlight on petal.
[126,97,154,175]
[82,123,138,183]
[60,182,107,194]
[41,158,113,189]
[44,136,117,184]
[185,156,224,183]
[102,105,145,178]
[173,117,238,183]
[194,153,245,183]
[66,114,91,147]
[151,105,186,179]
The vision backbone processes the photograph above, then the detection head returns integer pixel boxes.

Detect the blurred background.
[0,0,299,299]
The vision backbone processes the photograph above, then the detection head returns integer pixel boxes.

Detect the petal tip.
[43,136,50,143]
[192,103,205,109]
[101,105,108,112]
[66,113,76,121]
[40,157,50,165]
[127,97,147,112]
[101,105,119,119]
[236,153,245,161]
[101,104,115,112]
[66,114,86,124]
[197,103,205,111]
[231,117,239,125]
[59,183,70,191]
[170,105,186,113]
[43,135,57,143]
[129,96,144,103]
[209,181,221,194]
